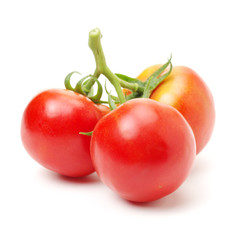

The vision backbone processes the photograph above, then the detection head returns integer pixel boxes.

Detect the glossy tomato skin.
[137,65,215,154]
[21,89,109,177]
[91,98,196,202]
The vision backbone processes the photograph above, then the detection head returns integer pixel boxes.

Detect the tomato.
[136,65,215,154]
[90,98,196,202]
[21,89,109,177]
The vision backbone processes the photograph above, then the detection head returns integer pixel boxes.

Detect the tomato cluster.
[21,28,215,203]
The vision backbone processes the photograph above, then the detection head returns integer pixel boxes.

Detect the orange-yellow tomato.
[137,65,215,154]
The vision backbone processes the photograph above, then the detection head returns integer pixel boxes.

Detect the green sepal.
[108,94,117,110]
[142,75,154,98]
[65,72,104,103]
[115,73,145,88]
[87,78,103,103]
[64,71,81,91]
[104,82,117,110]
[86,85,94,97]
[148,57,172,91]
[79,131,93,136]
[142,57,172,98]
[74,75,92,94]
[125,91,142,101]
[109,95,120,103]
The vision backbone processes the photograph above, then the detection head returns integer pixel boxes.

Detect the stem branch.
[88,28,138,104]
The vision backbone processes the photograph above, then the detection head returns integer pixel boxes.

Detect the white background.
[1,0,239,239]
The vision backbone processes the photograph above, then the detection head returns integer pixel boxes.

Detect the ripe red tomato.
[91,98,196,202]
[137,65,215,154]
[21,89,109,177]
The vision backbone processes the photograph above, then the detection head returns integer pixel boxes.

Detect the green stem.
[88,28,129,104]
[103,67,126,103]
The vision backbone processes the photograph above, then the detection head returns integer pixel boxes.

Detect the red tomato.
[21,89,109,177]
[137,65,215,154]
[91,98,196,202]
